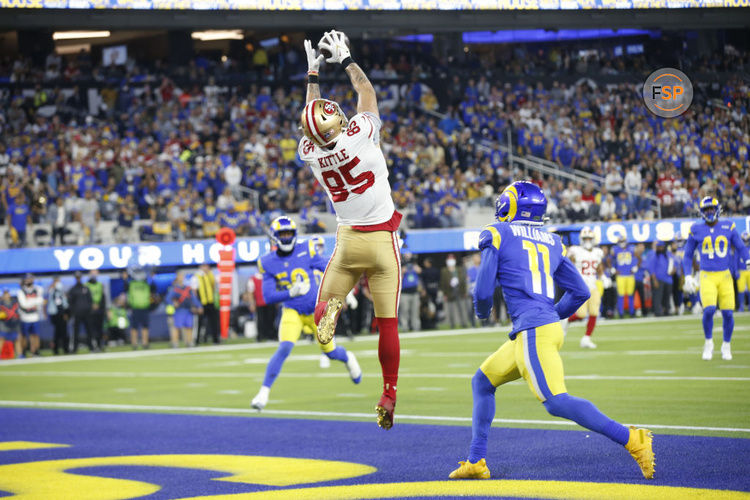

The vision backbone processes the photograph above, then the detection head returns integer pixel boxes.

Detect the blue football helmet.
[309,235,325,256]
[495,181,547,225]
[699,196,720,224]
[270,216,297,253]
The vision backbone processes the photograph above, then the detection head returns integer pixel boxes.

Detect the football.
[318,32,350,60]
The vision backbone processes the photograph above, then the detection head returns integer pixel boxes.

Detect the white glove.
[345,290,359,310]
[304,39,324,74]
[318,30,351,65]
[683,275,698,294]
[289,277,311,298]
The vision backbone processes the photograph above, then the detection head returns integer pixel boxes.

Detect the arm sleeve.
[682,234,698,276]
[553,257,590,319]
[473,228,500,320]
[261,272,290,305]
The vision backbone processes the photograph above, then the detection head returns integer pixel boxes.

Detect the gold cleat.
[625,426,655,479]
[316,297,342,345]
[449,458,491,479]
[375,393,396,430]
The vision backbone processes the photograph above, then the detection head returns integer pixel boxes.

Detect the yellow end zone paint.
[0,455,376,499]
[182,480,750,500]
[0,441,70,452]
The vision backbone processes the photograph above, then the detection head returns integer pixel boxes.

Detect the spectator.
[647,241,674,317]
[439,254,468,329]
[166,271,201,348]
[599,193,617,221]
[17,274,44,357]
[116,194,138,243]
[67,271,93,353]
[77,190,100,244]
[47,196,70,246]
[194,263,219,344]
[399,253,421,332]
[47,277,69,355]
[0,289,21,359]
[86,270,106,351]
[126,269,154,349]
[8,194,30,248]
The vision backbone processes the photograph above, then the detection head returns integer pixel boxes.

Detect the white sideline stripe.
[3,313,744,367]
[0,400,748,434]
[2,370,748,382]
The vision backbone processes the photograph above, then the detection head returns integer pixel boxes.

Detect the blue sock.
[702,306,716,340]
[543,393,629,446]
[721,310,734,343]
[740,292,749,312]
[262,341,294,388]
[469,370,496,463]
[617,297,624,317]
[325,345,349,362]
[628,295,635,316]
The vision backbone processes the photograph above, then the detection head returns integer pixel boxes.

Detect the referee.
[195,263,219,344]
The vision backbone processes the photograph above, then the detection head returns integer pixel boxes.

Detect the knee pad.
[543,393,571,418]
[472,369,496,396]
[703,306,717,317]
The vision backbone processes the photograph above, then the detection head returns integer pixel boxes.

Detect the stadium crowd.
[0,37,748,248]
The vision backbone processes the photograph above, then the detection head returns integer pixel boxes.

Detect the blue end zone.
[0,408,748,495]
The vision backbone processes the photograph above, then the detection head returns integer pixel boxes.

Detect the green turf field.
[1,314,749,438]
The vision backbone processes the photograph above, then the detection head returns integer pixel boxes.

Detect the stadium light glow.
[53,31,111,40]
[191,30,244,41]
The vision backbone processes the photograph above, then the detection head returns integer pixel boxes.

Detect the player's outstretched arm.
[682,234,698,276]
[473,229,500,319]
[553,257,590,319]
[304,39,323,104]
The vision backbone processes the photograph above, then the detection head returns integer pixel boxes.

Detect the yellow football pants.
[479,322,567,402]
[278,308,335,354]
[700,270,735,310]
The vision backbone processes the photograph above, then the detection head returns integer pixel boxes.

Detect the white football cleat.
[721,342,732,361]
[251,386,270,411]
[346,351,362,384]
[702,340,714,361]
[580,336,597,349]
[319,353,331,368]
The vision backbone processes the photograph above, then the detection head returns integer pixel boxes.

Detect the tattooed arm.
[344,62,378,118]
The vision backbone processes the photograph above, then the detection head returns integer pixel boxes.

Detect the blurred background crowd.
[0,32,748,248]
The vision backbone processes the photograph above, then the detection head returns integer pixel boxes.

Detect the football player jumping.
[298,31,402,429]
[682,197,750,361]
[449,181,654,481]
[566,227,608,349]
[250,216,362,411]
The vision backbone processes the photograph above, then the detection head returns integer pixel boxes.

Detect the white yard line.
[2,370,748,382]
[0,400,747,434]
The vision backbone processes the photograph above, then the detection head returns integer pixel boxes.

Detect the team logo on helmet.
[323,102,336,115]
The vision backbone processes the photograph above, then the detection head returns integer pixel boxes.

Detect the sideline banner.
[0,216,746,274]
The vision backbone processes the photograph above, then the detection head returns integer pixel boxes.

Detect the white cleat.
[580,335,597,349]
[319,353,331,369]
[251,386,270,411]
[721,342,732,361]
[346,351,362,384]
[702,340,714,361]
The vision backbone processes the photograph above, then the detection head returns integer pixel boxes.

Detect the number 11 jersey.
[298,111,395,226]
[476,222,588,339]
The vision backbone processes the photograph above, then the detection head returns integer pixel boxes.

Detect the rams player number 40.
[449,181,655,481]
[682,197,750,361]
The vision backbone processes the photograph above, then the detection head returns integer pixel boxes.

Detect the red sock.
[314,301,328,325]
[376,317,399,399]
[586,316,597,337]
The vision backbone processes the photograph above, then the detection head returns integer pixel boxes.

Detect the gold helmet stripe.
[304,100,325,145]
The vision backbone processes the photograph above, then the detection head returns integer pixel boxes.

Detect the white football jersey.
[298,112,395,226]
[568,246,603,287]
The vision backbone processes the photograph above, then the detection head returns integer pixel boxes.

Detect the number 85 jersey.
[298,111,395,226]
[474,222,589,339]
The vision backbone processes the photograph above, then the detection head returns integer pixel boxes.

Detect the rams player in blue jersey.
[682,198,750,361]
[612,236,638,317]
[737,233,750,312]
[449,181,654,481]
[250,217,362,411]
